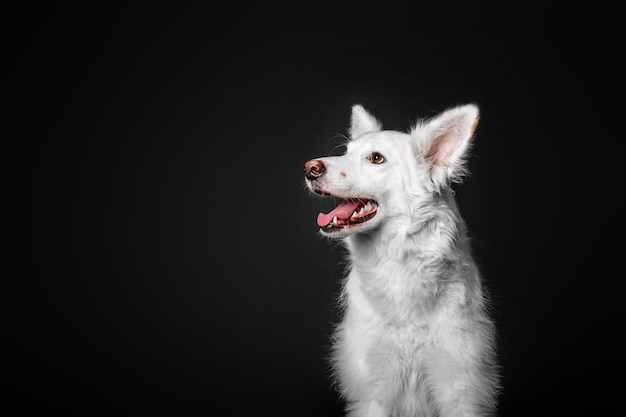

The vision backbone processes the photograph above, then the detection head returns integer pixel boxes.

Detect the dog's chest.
[350,253,442,321]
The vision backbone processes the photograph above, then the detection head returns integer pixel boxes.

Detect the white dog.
[304,104,500,417]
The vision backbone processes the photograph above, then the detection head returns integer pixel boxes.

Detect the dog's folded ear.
[412,104,480,191]
[350,104,382,139]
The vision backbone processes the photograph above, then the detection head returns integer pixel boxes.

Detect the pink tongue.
[317,199,364,227]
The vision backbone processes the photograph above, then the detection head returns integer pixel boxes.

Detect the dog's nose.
[304,159,325,180]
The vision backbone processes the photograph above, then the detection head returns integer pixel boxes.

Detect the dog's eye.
[368,152,385,164]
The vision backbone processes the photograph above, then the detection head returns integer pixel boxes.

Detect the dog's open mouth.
[317,198,378,231]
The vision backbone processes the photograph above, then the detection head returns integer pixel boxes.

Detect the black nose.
[304,159,325,180]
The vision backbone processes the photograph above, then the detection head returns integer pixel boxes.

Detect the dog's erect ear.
[350,104,382,139]
[412,104,480,190]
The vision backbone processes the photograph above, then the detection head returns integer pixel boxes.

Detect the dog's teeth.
[332,216,338,225]
[359,207,365,215]
[351,211,358,218]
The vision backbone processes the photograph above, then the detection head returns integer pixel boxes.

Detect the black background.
[4,3,622,416]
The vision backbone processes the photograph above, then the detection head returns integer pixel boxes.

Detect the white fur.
[305,104,500,416]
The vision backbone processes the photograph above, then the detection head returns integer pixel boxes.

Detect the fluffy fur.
[304,104,500,417]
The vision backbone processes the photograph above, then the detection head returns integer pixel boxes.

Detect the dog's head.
[304,103,479,238]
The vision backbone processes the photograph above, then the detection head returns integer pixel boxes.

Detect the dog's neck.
[342,190,479,321]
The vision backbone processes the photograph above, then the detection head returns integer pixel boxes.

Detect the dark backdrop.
[4,3,621,416]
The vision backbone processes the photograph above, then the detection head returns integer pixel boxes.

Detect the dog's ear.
[350,104,382,139]
[412,104,480,191]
